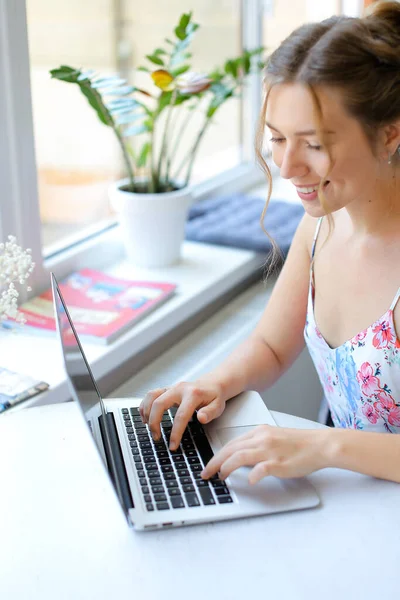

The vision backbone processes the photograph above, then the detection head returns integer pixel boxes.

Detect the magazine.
[8,269,177,345]
[0,367,49,413]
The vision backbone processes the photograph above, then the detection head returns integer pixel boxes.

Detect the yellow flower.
[151,70,174,91]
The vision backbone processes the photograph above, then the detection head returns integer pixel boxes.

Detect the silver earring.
[388,152,392,165]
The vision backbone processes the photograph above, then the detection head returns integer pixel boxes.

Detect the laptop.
[51,272,320,531]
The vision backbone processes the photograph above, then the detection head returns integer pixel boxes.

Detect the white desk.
[1,402,398,600]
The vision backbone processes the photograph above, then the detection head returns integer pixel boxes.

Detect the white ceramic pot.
[109,178,193,268]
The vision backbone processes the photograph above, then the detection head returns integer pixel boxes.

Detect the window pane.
[26,0,242,255]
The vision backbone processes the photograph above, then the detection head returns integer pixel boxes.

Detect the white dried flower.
[0,236,35,324]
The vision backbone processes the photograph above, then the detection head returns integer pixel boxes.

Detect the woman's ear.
[381,121,400,157]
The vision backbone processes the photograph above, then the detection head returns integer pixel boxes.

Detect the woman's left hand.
[201,424,329,484]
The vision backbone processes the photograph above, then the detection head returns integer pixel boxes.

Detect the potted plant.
[50,12,265,268]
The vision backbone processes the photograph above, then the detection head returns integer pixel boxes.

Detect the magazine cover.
[10,269,177,345]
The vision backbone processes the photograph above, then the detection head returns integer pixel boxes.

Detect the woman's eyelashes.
[269,137,322,151]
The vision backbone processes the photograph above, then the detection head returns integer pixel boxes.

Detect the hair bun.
[365,1,400,30]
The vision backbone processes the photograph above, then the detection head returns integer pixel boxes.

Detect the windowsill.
[1,241,265,409]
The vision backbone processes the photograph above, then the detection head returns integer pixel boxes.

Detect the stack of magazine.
[6,268,177,345]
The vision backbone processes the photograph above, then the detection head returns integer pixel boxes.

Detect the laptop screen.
[51,273,133,517]
[51,273,107,424]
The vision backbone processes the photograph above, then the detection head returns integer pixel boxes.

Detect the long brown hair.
[257,1,400,273]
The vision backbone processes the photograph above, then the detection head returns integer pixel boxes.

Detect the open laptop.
[51,272,320,531]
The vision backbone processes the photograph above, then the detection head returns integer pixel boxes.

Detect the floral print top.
[304,217,400,432]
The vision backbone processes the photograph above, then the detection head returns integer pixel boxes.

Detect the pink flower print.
[388,406,400,427]
[351,331,367,346]
[362,403,379,424]
[372,320,395,349]
[374,389,395,412]
[356,362,380,396]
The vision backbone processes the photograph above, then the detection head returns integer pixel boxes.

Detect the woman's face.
[265,83,383,217]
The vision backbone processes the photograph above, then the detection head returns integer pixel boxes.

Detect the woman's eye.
[269,137,285,144]
[307,143,322,151]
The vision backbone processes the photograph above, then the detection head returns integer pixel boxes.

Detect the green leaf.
[174,26,186,41]
[137,142,151,167]
[137,66,150,72]
[154,48,167,56]
[146,54,165,66]
[171,64,190,77]
[165,38,174,45]
[179,12,191,30]
[157,91,173,114]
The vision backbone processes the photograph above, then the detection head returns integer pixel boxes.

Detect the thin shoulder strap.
[311,217,323,260]
[389,287,400,311]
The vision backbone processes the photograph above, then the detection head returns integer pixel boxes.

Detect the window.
[0,0,363,297]
[26,0,250,255]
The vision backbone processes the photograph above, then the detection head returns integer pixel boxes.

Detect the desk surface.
[1,402,398,600]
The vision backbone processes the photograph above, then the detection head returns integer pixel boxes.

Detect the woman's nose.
[279,148,308,180]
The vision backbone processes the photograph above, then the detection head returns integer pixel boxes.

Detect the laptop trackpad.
[215,426,320,510]
[216,425,259,445]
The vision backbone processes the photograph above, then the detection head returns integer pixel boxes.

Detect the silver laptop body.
[51,273,319,531]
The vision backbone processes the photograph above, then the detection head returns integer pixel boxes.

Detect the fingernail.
[201,413,208,423]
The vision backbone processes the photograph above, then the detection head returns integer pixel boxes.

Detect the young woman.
[140,2,400,485]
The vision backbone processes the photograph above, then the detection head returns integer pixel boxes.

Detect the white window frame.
[0,0,265,297]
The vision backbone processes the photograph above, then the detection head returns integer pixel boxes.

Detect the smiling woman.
[139,1,400,487]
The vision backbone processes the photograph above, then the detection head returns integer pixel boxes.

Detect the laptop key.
[138,434,150,442]
[133,455,142,462]
[123,414,131,421]
[144,494,152,503]
[141,448,154,456]
[156,503,169,510]
[161,465,173,473]
[134,423,147,431]
[172,455,185,463]
[156,451,169,459]
[139,441,152,449]
[196,480,209,488]
[182,484,195,493]
[163,473,177,482]
[165,480,179,489]
[142,486,149,494]
[154,493,167,502]
[177,469,189,477]
[214,487,230,496]
[126,427,134,434]
[146,503,154,511]
[148,478,162,487]
[218,496,233,504]
[171,496,185,509]
[151,486,164,494]
[159,458,171,466]
[190,464,202,472]
[145,464,159,472]
[188,457,200,465]
[131,448,140,455]
[139,479,148,487]
[137,470,146,478]
[130,441,138,448]
[134,462,143,471]
[168,488,181,497]
[122,408,129,414]
[181,477,192,485]
[199,488,216,505]
[131,415,143,422]
[128,434,136,441]
[143,456,156,464]
[185,492,200,507]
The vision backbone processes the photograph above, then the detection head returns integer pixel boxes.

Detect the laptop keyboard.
[121,407,233,511]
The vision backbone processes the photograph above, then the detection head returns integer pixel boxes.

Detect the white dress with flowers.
[304,217,400,432]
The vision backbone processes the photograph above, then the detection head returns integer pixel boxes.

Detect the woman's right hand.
[139,380,227,450]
